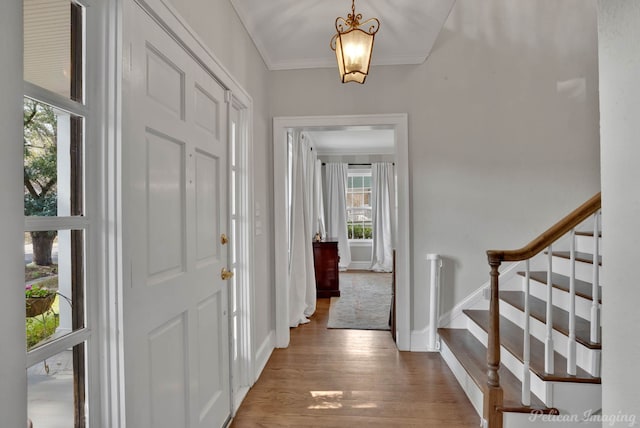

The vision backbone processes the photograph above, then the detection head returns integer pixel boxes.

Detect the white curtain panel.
[370,162,394,272]
[324,163,352,270]
[314,159,326,238]
[288,132,317,327]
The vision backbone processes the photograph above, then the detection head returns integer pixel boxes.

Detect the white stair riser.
[575,235,601,254]
[524,277,595,321]
[466,318,550,404]
[439,339,484,420]
[548,256,600,284]
[499,300,601,377]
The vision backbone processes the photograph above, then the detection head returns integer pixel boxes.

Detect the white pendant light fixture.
[330,0,380,84]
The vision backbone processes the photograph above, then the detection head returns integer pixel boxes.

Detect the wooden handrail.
[483,192,601,428]
[487,193,601,263]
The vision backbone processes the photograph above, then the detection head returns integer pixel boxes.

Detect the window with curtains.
[346,169,372,240]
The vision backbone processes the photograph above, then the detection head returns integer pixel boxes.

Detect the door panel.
[196,294,225,423]
[149,315,189,428]
[146,131,186,279]
[195,152,219,262]
[123,2,231,427]
[145,45,185,119]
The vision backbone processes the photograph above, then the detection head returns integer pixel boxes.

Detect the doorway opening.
[273,114,410,350]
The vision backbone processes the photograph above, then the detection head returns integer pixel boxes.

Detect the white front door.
[122,2,231,427]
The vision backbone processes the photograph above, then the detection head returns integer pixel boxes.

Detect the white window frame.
[346,168,373,242]
[23,0,107,426]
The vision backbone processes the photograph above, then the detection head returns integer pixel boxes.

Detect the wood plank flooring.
[230,298,479,427]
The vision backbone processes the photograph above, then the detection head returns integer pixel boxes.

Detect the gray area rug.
[327,272,392,330]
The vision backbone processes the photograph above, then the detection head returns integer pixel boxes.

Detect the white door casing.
[123,2,231,427]
[273,114,411,350]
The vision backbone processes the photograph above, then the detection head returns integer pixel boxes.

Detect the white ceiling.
[24,0,71,98]
[230,0,456,70]
[306,128,394,155]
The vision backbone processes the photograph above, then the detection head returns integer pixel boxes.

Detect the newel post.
[484,256,503,428]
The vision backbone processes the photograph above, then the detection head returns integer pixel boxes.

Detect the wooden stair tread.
[575,231,602,237]
[438,328,553,412]
[551,251,602,266]
[517,271,602,303]
[500,291,601,350]
[464,309,600,383]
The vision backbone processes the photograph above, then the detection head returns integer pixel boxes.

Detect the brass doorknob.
[220,234,229,245]
[221,267,234,280]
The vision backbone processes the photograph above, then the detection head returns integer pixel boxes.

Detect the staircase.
[438,194,602,428]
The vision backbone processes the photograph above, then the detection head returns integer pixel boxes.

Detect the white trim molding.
[273,113,411,350]
[254,330,275,381]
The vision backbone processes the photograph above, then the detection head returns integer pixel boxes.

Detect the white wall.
[598,0,640,423]
[0,1,28,426]
[166,0,274,352]
[269,0,601,336]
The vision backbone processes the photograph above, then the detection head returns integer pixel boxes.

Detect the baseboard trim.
[411,327,439,352]
[348,261,371,270]
[254,330,275,381]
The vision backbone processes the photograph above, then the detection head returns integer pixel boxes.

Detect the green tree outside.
[24,98,58,266]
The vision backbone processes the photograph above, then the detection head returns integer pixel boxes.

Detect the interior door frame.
[107,0,256,425]
[273,114,411,351]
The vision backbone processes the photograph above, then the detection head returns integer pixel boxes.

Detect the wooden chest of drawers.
[312,240,340,297]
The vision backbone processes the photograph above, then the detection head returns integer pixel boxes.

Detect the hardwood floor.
[230,298,479,427]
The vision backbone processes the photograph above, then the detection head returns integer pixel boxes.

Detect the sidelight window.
[23,1,91,426]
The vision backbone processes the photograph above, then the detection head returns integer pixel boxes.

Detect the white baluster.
[545,245,554,374]
[522,259,531,406]
[568,229,577,375]
[427,254,442,352]
[591,211,601,344]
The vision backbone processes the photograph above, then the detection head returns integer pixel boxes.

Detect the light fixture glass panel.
[340,29,373,74]
[335,37,346,79]
[343,73,366,84]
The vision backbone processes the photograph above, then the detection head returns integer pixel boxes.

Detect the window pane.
[25,230,85,351]
[24,98,84,217]
[24,0,83,102]
[231,122,236,167]
[231,170,236,217]
[346,171,372,240]
[28,342,87,427]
